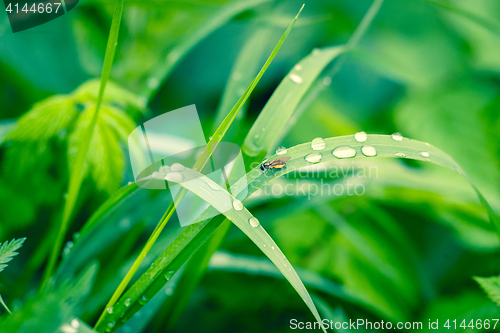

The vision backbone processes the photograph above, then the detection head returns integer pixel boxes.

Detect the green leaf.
[0,238,26,273]
[0,238,24,314]
[475,276,500,306]
[99,4,305,322]
[42,0,125,290]
[95,167,325,333]
[142,0,273,102]
[106,133,499,330]
[67,104,136,194]
[242,46,344,158]
[0,263,98,333]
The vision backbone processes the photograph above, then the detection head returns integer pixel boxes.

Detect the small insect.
[260,156,291,177]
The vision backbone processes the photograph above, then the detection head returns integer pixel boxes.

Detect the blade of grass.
[96,132,499,332]
[41,0,124,292]
[142,0,273,103]
[153,2,386,327]
[208,251,389,319]
[97,5,305,325]
[95,167,326,333]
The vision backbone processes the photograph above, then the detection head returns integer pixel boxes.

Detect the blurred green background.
[1,0,500,332]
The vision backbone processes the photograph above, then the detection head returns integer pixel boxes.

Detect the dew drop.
[147,77,159,89]
[332,146,356,159]
[106,306,114,314]
[165,172,183,183]
[73,232,80,240]
[165,288,174,296]
[138,295,149,305]
[289,74,303,84]
[60,324,77,333]
[232,199,244,211]
[294,64,302,71]
[63,241,74,256]
[354,131,367,143]
[420,151,430,157]
[124,298,131,307]
[119,218,131,230]
[284,264,287,267]
[361,145,377,157]
[71,319,80,328]
[394,153,406,157]
[170,163,185,172]
[151,171,159,178]
[232,71,242,81]
[323,77,332,86]
[106,321,115,332]
[311,137,326,151]
[276,146,288,155]
[305,153,322,163]
[391,132,403,141]
[249,217,260,228]
[312,48,321,55]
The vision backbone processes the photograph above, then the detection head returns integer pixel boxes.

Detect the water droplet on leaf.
[420,151,430,157]
[276,146,288,155]
[289,74,303,84]
[249,217,260,228]
[332,146,356,158]
[361,145,377,157]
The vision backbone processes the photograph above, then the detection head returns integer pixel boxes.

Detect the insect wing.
[269,156,290,168]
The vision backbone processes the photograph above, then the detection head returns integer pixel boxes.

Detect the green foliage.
[1,0,500,332]
[0,238,25,313]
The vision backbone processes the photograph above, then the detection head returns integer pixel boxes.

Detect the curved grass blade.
[143,0,273,103]
[41,0,124,291]
[98,6,305,323]
[95,167,326,333]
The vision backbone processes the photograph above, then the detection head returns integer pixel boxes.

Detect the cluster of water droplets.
[59,319,80,333]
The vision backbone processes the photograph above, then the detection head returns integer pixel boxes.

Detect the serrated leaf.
[67,104,135,194]
[0,238,26,273]
[95,168,325,333]
[0,263,98,333]
[475,276,500,306]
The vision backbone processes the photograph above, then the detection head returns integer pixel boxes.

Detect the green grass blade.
[98,5,304,324]
[95,167,325,333]
[41,0,124,291]
[209,251,389,319]
[150,3,386,325]
[241,46,344,159]
[142,0,272,103]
